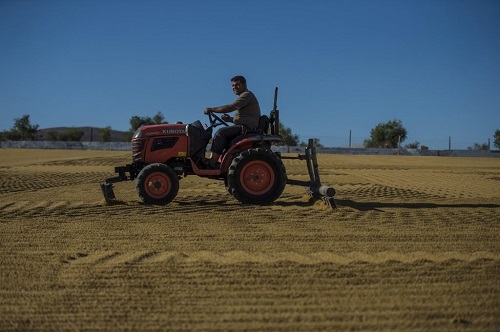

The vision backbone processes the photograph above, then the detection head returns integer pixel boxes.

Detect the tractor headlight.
[133,129,143,138]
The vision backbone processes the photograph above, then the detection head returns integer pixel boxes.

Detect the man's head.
[231,75,247,95]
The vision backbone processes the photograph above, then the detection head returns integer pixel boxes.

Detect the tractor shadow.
[172,197,500,212]
[177,196,328,209]
[335,199,500,212]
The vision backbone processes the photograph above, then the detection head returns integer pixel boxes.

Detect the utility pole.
[397,135,401,155]
[449,136,451,150]
[349,130,352,148]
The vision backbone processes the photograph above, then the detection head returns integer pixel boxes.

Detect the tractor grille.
[132,139,145,162]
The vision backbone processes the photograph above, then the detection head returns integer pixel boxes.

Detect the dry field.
[0,148,499,331]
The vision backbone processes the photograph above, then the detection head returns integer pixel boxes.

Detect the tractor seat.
[230,115,270,146]
[246,115,269,135]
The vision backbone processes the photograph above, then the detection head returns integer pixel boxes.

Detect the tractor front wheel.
[227,148,287,205]
[136,163,179,205]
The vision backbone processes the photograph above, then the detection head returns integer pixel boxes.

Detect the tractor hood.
[133,123,187,139]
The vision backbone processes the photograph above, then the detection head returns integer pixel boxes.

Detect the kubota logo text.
[163,129,186,134]
[145,129,186,136]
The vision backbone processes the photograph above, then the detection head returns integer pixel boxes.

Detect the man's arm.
[204,104,235,114]
[204,92,250,115]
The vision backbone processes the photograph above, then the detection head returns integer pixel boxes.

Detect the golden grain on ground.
[1,148,499,331]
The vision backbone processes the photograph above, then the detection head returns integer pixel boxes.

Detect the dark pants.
[210,125,245,154]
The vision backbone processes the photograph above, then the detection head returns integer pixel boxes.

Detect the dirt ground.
[0,148,499,331]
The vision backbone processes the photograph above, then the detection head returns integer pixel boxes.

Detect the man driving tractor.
[203,75,261,168]
[100,80,336,208]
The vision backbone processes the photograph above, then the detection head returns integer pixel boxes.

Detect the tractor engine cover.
[133,123,189,164]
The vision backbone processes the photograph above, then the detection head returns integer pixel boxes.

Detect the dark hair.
[231,75,246,85]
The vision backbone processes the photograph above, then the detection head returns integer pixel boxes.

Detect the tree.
[5,114,39,141]
[469,142,489,151]
[153,112,165,125]
[99,126,112,142]
[364,119,407,148]
[299,138,323,147]
[126,112,168,140]
[278,122,299,146]
[405,141,420,149]
[130,112,167,132]
[494,129,500,149]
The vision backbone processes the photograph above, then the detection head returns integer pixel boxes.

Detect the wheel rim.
[144,172,171,199]
[240,160,275,195]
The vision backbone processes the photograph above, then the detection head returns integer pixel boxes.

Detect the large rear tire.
[227,148,286,205]
[136,163,179,205]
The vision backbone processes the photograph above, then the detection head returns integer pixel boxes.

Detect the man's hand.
[204,108,213,115]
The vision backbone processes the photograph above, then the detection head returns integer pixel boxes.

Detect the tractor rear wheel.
[227,148,287,205]
[136,163,179,205]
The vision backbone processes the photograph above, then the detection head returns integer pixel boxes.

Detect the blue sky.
[1,0,499,149]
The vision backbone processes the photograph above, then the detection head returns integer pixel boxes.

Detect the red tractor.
[101,88,335,207]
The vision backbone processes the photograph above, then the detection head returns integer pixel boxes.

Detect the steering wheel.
[208,112,229,128]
